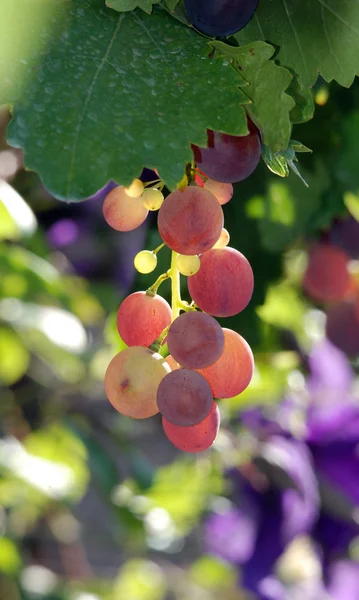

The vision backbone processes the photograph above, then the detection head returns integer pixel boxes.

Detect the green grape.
[134,250,157,274]
[142,188,164,211]
[177,254,201,276]
[213,228,230,249]
[125,178,144,198]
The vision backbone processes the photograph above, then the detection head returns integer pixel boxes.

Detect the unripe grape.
[213,228,230,249]
[125,178,144,198]
[177,254,201,276]
[204,179,233,205]
[142,188,164,211]
[134,250,157,274]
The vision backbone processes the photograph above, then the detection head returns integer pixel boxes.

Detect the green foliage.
[106,0,160,13]
[211,41,294,151]
[114,560,166,600]
[3,2,250,200]
[0,326,29,385]
[236,0,359,87]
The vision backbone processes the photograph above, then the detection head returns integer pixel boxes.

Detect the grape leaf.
[163,0,181,10]
[106,0,160,14]
[1,1,250,201]
[211,41,294,151]
[236,0,359,87]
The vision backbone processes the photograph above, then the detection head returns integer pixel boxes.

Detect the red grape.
[157,186,223,255]
[167,311,224,369]
[187,247,254,317]
[196,328,254,398]
[204,179,233,205]
[104,347,170,418]
[117,292,171,348]
[303,243,351,303]
[162,401,220,453]
[157,369,213,426]
[326,300,359,356]
[102,186,148,232]
[184,0,258,37]
[192,120,261,184]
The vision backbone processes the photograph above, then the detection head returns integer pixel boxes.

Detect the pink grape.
[167,311,224,369]
[162,401,220,453]
[104,347,170,418]
[192,120,261,183]
[187,247,254,317]
[303,243,351,303]
[103,186,148,232]
[326,300,359,356]
[157,369,213,426]
[196,328,254,398]
[117,292,172,348]
[204,179,233,205]
[157,186,224,255]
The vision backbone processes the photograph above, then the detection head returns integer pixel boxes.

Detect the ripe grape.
[213,228,230,249]
[184,0,259,37]
[165,355,180,370]
[134,250,157,274]
[204,179,233,205]
[157,369,213,426]
[104,347,170,418]
[162,402,220,453]
[167,311,224,369]
[125,178,144,198]
[192,120,261,183]
[117,291,172,348]
[303,244,350,303]
[142,188,164,211]
[196,328,254,398]
[177,254,201,276]
[326,301,359,356]
[187,247,254,317]
[157,186,224,255]
[103,186,148,232]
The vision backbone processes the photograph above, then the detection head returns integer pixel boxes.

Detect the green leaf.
[344,191,359,222]
[164,0,180,10]
[0,327,29,385]
[236,0,359,87]
[211,41,294,151]
[114,560,166,600]
[106,0,160,14]
[0,538,22,575]
[287,75,315,124]
[2,2,249,200]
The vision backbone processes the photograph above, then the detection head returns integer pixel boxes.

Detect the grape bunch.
[102,126,259,453]
[302,236,359,356]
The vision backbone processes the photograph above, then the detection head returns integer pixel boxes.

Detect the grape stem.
[170,251,182,321]
[146,270,170,296]
[152,242,165,255]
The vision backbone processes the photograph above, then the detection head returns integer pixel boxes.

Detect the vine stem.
[170,251,181,321]
[146,270,170,296]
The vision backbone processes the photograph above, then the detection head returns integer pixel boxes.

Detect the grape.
[104,347,170,418]
[192,120,261,183]
[204,179,233,205]
[125,178,144,198]
[326,301,359,356]
[196,328,254,398]
[213,228,230,249]
[158,186,224,255]
[142,188,164,211]
[117,291,172,348]
[328,216,359,259]
[134,250,157,274]
[184,0,258,37]
[162,401,220,453]
[103,186,148,232]
[187,247,254,317]
[157,369,213,426]
[303,244,350,303]
[167,311,224,369]
[177,254,201,276]
[165,355,180,370]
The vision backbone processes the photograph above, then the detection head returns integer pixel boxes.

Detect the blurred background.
[1,74,359,600]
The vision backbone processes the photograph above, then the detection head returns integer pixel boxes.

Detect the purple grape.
[326,301,359,357]
[192,120,261,183]
[167,311,224,369]
[157,369,213,426]
[184,0,259,38]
